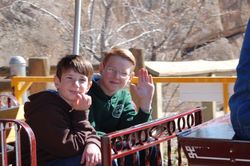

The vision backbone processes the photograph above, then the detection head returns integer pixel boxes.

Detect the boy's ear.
[99,62,104,74]
[54,76,60,89]
[87,81,93,91]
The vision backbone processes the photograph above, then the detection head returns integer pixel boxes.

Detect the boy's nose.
[113,71,120,79]
[72,80,80,87]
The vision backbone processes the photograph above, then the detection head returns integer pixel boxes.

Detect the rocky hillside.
[0,0,250,67]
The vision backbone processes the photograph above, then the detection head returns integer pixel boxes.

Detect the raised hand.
[130,68,155,112]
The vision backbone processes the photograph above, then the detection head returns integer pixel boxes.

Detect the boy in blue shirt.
[229,18,250,140]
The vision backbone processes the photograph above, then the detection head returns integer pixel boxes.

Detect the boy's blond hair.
[102,48,136,69]
[56,55,93,81]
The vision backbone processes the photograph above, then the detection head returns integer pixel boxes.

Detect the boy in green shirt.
[88,47,154,134]
[88,47,156,165]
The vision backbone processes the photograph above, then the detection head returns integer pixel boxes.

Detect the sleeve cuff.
[139,107,152,114]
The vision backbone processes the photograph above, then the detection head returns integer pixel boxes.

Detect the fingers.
[81,153,101,166]
[81,144,101,166]
[138,68,151,83]
[82,94,92,106]
[76,93,81,105]
[148,73,153,84]
[72,93,92,110]
[80,152,85,164]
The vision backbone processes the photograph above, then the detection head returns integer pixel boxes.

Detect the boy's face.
[54,69,92,105]
[99,56,134,96]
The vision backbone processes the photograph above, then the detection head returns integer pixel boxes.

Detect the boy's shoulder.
[24,90,62,113]
[28,90,58,101]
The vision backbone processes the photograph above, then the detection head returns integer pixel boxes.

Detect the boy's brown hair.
[102,48,136,69]
[56,55,93,81]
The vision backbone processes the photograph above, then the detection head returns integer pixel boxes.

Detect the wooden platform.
[144,60,238,120]
[145,59,238,76]
[178,114,250,166]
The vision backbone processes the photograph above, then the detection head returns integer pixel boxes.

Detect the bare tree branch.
[100,0,113,54]
[19,0,73,33]
[114,29,161,47]
[87,0,96,52]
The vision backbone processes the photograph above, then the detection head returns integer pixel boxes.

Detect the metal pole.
[73,0,82,55]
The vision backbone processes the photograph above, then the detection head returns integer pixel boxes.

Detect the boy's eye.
[105,66,130,78]
[107,67,115,72]
[79,79,86,83]
[121,72,128,77]
[66,76,72,80]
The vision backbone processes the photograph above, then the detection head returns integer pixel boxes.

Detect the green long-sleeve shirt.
[88,78,152,136]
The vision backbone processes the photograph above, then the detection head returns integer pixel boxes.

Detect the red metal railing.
[0,119,37,166]
[1,94,36,166]
[101,107,202,166]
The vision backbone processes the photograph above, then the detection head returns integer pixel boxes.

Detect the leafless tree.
[79,0,208,63]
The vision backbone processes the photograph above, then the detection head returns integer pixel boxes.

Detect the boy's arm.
[117,91,152,130]
[71,110,101,147]
[72,110,102,165]
[28,104,100,157]
[71,110,102,165]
